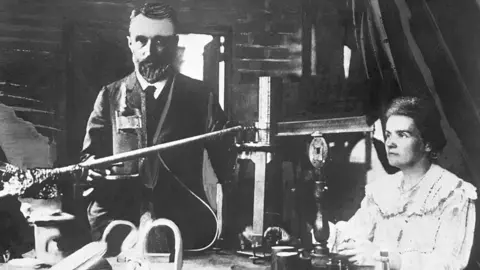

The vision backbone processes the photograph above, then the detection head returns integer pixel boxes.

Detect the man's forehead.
[386,115,417,132]
[129,14,175,36]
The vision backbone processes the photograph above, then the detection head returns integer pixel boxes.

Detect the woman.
[328,96,477,269]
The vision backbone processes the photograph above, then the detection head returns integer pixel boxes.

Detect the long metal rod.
[79,125,244,169]
[0,126,245,198]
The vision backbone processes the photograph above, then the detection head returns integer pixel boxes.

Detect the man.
[80,2,234,250]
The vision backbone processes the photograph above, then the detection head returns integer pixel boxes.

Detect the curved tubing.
[49,220,137,270]
[102,220,137,242]
[139,218,183,270]
[102,220,138,251]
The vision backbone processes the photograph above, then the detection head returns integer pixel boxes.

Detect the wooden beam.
[61,19,76,164]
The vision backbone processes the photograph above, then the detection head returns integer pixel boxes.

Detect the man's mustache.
[140,57,161,66]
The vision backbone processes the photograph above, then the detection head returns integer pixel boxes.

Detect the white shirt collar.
[135,70,167,99]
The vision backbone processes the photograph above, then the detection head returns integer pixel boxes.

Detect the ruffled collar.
[366,164,477,218]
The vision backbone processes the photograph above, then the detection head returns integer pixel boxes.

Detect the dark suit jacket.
[80,71,234,247]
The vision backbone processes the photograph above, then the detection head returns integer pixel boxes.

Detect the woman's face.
[385,115,429,169]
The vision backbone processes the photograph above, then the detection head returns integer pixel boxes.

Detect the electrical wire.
[171,172,220,252]
[156,156,220,253]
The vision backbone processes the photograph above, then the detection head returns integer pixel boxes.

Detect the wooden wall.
[0,0,374,165]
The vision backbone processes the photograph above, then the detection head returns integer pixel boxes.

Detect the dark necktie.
[145,85,156,109]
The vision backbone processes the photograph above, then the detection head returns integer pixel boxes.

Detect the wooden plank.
[1,98,49,112]
[0,22,60,33]
[0,62,59,84]
[0,5,65,19]
[236,69,297,76]
[177,9,241,26]
[63,6,132,22]
[0,252,269,270]
[0,3,132,22]
[0,0,131,11]
[0,92,43,104]
[0,37,59,52]
[75,19,128,32]
[0,24,61,44]
[0,81,50,93]
[277,116,373,136]
[75,0,135,8]
[0,12,61,28]
[0,47,56,61]
[11,107,54,116]
[9,110,62,139]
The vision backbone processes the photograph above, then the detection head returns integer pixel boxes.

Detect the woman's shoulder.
[363,164,477,216]
[365,164,476,199]
[422,164,477,213]
[433,165,477,200]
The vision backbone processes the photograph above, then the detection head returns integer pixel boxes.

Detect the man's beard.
[137,48,177,83]
[138,59,171,83]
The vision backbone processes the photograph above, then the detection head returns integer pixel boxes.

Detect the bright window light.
[343,45,352,79]
[219,61,225,110]
[178,34,214,81]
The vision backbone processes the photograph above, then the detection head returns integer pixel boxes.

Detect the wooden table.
[0,252,270,270]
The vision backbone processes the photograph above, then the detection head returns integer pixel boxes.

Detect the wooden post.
[61,19,76,164]
[302,0,313,77]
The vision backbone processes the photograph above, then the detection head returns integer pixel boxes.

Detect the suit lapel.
[123,72,147,150]
[152,74,184,145]
[124,72,142,111]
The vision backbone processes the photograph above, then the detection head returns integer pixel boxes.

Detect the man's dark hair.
[130,2,178,28]
[385,96,447,160]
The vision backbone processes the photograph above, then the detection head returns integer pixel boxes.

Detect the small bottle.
[379,250,390,270]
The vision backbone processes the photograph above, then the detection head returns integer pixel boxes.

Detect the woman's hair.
[385,96,447,160]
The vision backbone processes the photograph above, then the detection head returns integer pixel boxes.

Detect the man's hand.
[82,168,112,197]
[337,239,380,265]
[86,168,112,182]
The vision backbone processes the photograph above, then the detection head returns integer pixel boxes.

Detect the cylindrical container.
[311,253,330,269]
[271,245,296,270]
[33,212,76,265]
[17,197,73,265]
[326,258,340,270]
[298,256,312,270]
[271,245,296,255]
[276,251,300,270]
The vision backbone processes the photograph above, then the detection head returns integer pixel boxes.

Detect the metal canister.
[275,251,300,270]
[32,212,76,265]
[271,246,296,270]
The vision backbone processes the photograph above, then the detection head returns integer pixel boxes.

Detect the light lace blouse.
[328,164,477,270]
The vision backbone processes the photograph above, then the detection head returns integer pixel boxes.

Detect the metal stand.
[233,75,374,268]
[237,77,278,261]
[307,134,330,268]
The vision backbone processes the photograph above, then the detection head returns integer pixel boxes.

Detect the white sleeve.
[399,190,476,270]
[312,194,378,252]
